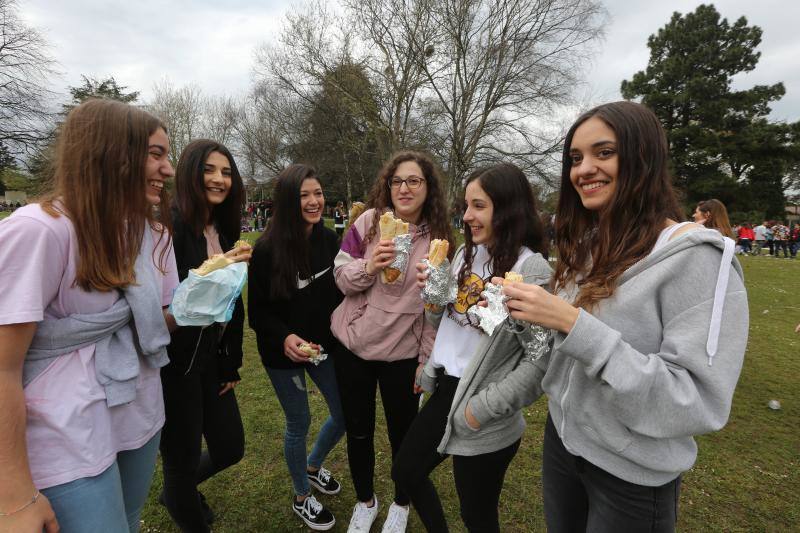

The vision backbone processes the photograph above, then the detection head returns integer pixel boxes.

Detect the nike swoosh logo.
[297,266,331,289]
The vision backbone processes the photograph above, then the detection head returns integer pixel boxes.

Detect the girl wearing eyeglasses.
[330,151,454,533]
[392,163,552,533]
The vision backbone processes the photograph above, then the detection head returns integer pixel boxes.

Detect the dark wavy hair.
[173,139,244,243]
[256,164,320,300]
[363,151,454,258]
[554,101,684,309]
[457,163,548,287]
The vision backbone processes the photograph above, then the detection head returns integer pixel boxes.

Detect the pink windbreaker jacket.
[330,208,435,362]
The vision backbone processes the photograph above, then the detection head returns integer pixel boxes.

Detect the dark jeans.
[393,372,521,533]
[774,240,789,257]
[332,344,420,505]
[542,415,680,533]
[738,238,751,254]
[160,367,245,533]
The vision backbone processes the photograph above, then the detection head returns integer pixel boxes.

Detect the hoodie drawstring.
[706,237,735,366]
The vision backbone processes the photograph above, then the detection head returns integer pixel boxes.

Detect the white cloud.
[19,0,800,121]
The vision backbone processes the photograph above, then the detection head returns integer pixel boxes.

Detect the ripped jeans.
[265,356,345,496]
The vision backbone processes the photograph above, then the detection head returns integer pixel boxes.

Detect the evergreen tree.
[62,75,139,115]
[621,4,797,214]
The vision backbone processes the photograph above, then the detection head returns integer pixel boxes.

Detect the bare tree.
[253,1,387,203]
[202,95,239,147]
[416,0,606,198]
[148,80,204,165]
[342,0,438,154]
[235,81,295,177]
[0,0,57,153]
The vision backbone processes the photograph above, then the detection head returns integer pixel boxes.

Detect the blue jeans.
[265,357,345,496]
[42,431,161,533]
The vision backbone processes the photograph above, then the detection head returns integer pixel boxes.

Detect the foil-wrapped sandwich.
[466,271,525,335]
[379,211,411,284]
[421,239,457,309]
[299,342,328,366]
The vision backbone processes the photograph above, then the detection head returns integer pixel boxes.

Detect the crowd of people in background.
[692,198,800,258]
[0,201,24,212]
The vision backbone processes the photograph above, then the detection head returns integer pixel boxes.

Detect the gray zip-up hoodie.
[543,229,748,486]
[418,251,553,456]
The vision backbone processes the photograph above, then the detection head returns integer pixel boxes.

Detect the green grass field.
[139,243,798,532]
[0,211,10,220]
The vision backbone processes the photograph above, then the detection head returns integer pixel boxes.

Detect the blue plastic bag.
[169,262,247,326]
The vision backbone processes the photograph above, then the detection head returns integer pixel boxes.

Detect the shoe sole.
[293,506,335,531]
[308,478,342,495]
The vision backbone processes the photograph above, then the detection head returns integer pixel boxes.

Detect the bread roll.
[503,271,524,284]
[298,343,320,357]
[192,254,234,276]
[427,239,449,267]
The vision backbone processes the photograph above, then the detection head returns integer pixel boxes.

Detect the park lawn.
[139,248,798,532]
[0,211,10,220]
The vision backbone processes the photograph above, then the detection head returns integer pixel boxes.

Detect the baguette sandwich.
[192,254,235,276]
[379,212,410,283]
[427,239,449,268]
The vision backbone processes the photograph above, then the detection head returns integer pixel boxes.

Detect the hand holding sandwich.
[224,240,253,263]
[365,239,396,276]
[492,276,579,334]
[283,333,319,363]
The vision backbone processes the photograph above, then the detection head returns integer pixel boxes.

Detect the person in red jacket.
[737,223,755,255]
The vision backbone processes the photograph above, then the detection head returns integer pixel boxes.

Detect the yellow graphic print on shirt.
[452,273,485,314]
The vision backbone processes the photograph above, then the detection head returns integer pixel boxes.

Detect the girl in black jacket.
[160,139,251,532]
[248,164,345,531]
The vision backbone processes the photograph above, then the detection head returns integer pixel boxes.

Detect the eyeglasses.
[388,176,426,190]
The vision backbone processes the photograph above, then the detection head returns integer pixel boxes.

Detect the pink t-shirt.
[0,204,178,489]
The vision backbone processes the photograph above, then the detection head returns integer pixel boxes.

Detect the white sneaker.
[381,502,409,533]
[347,494,379,532]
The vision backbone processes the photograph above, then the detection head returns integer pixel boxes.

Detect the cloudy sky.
[20,0,800,123]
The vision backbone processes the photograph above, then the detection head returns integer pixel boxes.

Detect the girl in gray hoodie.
[392,164,552,533]
[499,101,748,532]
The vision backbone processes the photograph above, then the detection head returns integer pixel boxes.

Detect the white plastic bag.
[169,263,247,326]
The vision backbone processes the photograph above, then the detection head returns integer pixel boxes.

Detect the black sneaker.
[307,467,341,495]
[293,495,335,531]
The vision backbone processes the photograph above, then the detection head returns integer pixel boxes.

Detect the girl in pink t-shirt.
[0,100,178,533]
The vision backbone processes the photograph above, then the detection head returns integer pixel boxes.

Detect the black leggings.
[542,414,680,533]
[160,367,245,533]
[332,344,420,505]
[393,373,521,533]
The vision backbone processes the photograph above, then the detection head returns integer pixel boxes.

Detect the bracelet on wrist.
[0,489,40,517]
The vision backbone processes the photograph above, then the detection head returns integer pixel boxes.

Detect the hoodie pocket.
[580,417,633,453]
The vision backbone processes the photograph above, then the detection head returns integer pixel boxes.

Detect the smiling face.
[144,127,174,205]
[390,160,427,224]
[203,151,232,207]
[568,117,618,212]
[300,177,324,230]
[463,179,494,246]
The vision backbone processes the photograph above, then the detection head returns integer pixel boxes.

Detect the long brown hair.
[173,139,245,241]
[554,101,683,309]
[458,164,548,287]
[363,151,454,256]
[255,164,319,300]
[697,199,734,238]
[41,99,171,292]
